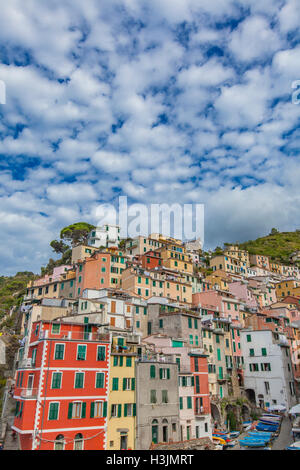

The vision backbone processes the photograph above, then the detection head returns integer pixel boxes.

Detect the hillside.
[0,272,36,330]
[235,229,300,265]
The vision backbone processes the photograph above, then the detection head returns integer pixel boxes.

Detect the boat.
[286,441,300,450]
[229,431,240,438]
[248,432,273,439]
[212,436,227,445]
[256,423,278,432]
[225,440,236,448]
[239,439,269,448]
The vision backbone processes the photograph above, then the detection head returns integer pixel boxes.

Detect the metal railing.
[39,330,110,342]
[19,388,38,399]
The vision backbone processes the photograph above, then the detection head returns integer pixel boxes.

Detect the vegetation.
[228,229,300,266]
[0,272,36,322]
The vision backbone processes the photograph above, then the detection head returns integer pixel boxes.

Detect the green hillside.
[0,271,36,327]
[234,229,300,265]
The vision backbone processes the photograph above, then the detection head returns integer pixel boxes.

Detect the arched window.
[54,434,64,451]
[74,433,84,450]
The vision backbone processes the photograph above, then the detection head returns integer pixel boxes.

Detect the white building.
[87,224,120,248]
[241,329,297,410]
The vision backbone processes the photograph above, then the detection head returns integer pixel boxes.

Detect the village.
[0,224,300,451]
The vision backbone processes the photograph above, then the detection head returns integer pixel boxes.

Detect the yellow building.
[224,245,250,267]
[121,266,192,304]
[275,279,300,299]
[157,245,193,273]
[106,334,138,450]
[71,244,99,264]
[204,272,230,291]
[210,255,248,275]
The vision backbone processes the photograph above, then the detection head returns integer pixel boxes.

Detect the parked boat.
[286,441,300,450]
[256,423,278,432]
[229,431,240,438]
[239,439,269,448]
[212,436,227,445]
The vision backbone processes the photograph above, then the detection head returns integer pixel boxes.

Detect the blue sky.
[0,0,300,275]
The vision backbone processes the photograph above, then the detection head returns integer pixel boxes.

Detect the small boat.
[256,423,278,432]
[286,441,300,450]
[229,431,240,438]
[239,439,268,448]
[225,440,236,448]
[212,436,227,445]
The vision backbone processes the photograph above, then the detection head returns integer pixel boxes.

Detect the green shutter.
[131,378,135,391]
[150,365,156,378]
[159,368,163,379]
[118,404,122,417]
[124,404,128,417]
[126,357,132,367]
[81,402,86,418]
[90,402,95,418]
[133,403,136,417]
[68,403,73,419]
[123,378,127,391]
[167,368,170,379]
[113,356,118,366]
[113,378,119,391]
[103,402,107,417]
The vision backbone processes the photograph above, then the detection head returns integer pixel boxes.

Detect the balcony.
[19,388,38,399]
[39,330,110,342]
[111,344,137,355]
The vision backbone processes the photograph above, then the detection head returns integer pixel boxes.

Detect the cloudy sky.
[0,0,300,275]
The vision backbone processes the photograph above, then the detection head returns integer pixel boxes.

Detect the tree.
[60,222,96,246]
[270,228,279,235]
[50,240,70,255]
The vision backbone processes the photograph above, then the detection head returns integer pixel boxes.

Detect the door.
[120,434,128,450]
[163,426,168,442]
[152,425,158,444]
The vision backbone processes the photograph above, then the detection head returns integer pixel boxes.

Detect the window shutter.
[118,404,122,417]
[90,402,95,418]
[103,402,107,417]
[159,368,163,379]
[81,402,86,418]
[68,403,73,419]
[113,356,118,366]
[123,378,126,391]
[191,376,194,386]
[131,378,135,391]
[133,404,136,417]
[150,365,155,378]
[167,369,170,379]
[124,404,128,417]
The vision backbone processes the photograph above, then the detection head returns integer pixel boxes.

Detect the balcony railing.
[195,407,206,416]
[111,344,137,355]
[19,388,38,399]
[39,331,110,342]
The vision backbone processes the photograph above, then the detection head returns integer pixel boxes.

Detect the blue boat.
[239,439,269,448]
[256,423,278,432]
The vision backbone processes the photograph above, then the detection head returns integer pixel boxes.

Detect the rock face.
[150,437,215,450]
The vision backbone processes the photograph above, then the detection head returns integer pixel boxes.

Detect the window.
[54,344,65,360]
[68,402,86,419]
[187,396,192,409]
[74,433,84,451]
[160,368,170,380]
[51,372,62,389]
[126,357,132,367]
[124,403,136,417]
[246,334,251,342]
[264,382,270,394]
[48,403,59,421]
[162,390,168,403]
[150,390,157,403]
[54,435,64,451]
[261,348,267,356]
[112,378,119,391]
[74,372,84,389]
[95,372,104,389]
[97,346,106,361]
[91,401,106,418]
[150,365,156,379]
[249,348,255,357]
[179,397,183,409]
[77,345,87,361]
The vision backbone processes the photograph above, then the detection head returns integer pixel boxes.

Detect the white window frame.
[54,343,65,360]
[74,371,85,389]
[48,402,60,421]
[77,344,87,361]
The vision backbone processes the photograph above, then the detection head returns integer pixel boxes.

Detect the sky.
[0,0,300,275]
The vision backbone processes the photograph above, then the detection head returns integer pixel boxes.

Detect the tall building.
[12,318,110,450]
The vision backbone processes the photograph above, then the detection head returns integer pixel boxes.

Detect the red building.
[189,351,210,416]
[12,319,110,450]
[135,250,162,270]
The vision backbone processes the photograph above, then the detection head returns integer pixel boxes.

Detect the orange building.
[75,250,128,296]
